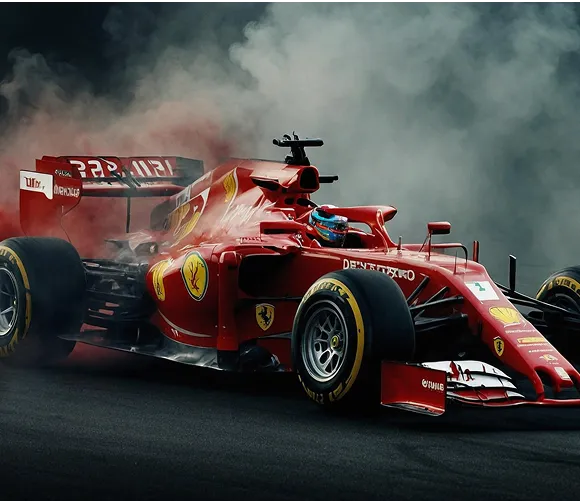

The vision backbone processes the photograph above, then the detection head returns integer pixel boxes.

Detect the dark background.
[3,3,579,99]
[0,3,267,102]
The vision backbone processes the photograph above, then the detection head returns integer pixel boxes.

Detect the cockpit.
[295,201,397,250]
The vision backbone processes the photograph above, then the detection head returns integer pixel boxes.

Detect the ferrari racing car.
[3,133,580,415]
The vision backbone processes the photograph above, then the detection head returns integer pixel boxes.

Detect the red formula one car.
[2,134,580,415]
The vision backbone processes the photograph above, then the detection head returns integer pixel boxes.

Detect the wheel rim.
[301,300,348,383]
[0,267,18,337]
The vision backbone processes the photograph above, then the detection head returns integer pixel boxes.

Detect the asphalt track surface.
[2,345,580,501]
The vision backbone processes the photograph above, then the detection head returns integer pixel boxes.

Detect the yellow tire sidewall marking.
[300,277,365,403]
[0,245,32,353]
[537,275,580,300]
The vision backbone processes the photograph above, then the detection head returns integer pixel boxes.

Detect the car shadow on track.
[21,344,580,434]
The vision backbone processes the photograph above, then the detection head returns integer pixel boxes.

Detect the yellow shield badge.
[223,170,237,203]
[181,251,209,301]
[493,336,505,357]
[255,303,275,331]
[150,259,171,301]
[489,307,522,327]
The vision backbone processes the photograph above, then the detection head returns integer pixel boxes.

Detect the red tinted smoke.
[0,209,24,241]
[0,100,244,252]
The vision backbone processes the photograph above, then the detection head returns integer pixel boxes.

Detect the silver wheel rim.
[301,300,348,383]
[0,267,18,337]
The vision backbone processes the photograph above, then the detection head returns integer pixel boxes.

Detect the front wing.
[380,360,580,416]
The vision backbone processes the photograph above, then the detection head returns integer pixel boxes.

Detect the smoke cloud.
[1,3,580,291]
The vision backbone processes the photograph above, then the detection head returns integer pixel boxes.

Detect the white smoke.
[227,3,580,291]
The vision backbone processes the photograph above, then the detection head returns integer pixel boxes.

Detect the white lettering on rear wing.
[65,157,175,179]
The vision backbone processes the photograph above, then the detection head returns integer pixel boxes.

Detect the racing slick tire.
[0,237,86,367]
[291,268,415,409]
[536,265,580,357]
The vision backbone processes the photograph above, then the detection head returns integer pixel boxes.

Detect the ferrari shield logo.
[170,189,210,243]
[223,169,237,203]
[256,303,275,331]
[181,251,209,301]
[150,259,171,302]
[168,204,190,232]
[493,336,505,357]
[489,307,522,327]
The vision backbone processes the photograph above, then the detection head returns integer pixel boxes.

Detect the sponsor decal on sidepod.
[343,259,416,281]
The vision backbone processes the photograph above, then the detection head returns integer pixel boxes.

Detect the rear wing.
[35,155,204,196]
[19,155,205,238]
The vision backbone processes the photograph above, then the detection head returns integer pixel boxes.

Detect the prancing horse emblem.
[256,303,275,331]
[493,336,505,357]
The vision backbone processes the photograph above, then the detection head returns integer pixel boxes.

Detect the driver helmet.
[309,206,349,247]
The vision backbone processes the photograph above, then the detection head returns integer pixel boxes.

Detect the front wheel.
[292,269,416,408]
[536,266,580,359]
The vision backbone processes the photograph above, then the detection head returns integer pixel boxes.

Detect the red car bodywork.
[17,145,580,415]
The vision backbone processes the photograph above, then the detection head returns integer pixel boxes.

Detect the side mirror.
[427,221,451,235]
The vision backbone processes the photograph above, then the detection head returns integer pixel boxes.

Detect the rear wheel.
[292,269,415,408]
[0,237,86,367]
